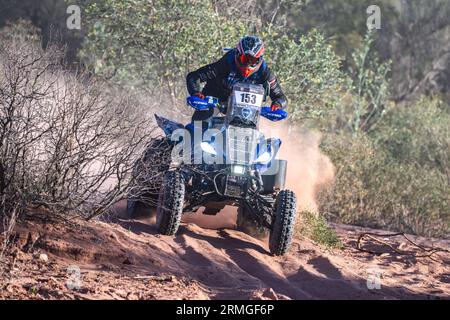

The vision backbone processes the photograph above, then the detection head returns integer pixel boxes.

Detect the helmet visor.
[239,53,262,67]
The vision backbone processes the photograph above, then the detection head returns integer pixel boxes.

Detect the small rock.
[122,257,134,265]
[398,242,408,250]
[39,253,49,262]
[114,289,128,298]
[262,288,278,300]
[126,291,140,300]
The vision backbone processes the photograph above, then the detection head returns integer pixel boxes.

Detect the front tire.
[269,190,297,256]
[156,171,185,235]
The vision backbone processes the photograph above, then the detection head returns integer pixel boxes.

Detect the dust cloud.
[260,119,335,214]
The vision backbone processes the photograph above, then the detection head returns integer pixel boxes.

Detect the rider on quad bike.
[186,35,288,123]
[128,35,298,256]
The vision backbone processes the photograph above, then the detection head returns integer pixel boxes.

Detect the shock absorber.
[254,170,264,193]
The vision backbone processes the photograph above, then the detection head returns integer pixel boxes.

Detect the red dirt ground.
[0,205,449,300]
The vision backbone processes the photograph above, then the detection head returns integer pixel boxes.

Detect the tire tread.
[156,171,185,235]
[269,190,297,256]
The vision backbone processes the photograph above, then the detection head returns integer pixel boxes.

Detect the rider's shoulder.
[223,49,236,64]
[260,60,268,71]
[257,60,269,77]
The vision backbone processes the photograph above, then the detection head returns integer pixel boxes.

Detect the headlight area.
[200,141,217,155]
[255,150,272,164]
[231,164,246,175]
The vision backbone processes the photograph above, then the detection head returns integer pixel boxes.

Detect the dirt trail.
[1,204,449,300]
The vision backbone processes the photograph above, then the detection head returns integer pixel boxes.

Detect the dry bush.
[127,137,174,208]
[0,33,159,224]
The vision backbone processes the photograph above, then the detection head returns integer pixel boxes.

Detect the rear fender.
[154,114,184,138]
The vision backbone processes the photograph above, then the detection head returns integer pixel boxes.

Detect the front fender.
[154,114,184,138]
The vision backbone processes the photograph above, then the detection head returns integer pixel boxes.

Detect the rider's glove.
[270,102,282,112]
[193,92,205,99]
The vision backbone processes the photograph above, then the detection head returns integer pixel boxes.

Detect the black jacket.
[186,49,288,108]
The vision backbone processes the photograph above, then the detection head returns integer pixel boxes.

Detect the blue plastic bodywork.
[154,114,184,137]
[187,96,288,122]
[186,96,219,111]
[255,137,282,172]
[260,107,288,122]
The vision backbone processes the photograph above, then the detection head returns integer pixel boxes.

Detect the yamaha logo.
[242,107,253,120]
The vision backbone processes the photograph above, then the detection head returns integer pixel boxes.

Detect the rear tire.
[236,207,269,239]
[128,138,172,218]
[156,171,185,235]
[269,190,297,256]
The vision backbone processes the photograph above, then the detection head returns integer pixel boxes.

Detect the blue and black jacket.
[186,49,288,108]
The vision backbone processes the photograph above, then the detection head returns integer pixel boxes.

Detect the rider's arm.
[186,55,230,96]
[265,68,288,109]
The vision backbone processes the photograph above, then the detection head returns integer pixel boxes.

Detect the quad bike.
[128,82,297,256]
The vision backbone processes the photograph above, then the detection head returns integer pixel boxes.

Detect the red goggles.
[238,53,262,67]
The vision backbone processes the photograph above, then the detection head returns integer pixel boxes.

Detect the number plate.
[224,174,247,197]
[234,91,263,107]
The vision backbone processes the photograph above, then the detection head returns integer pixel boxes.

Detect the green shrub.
[337,31,391,135]
[81,0,246,107]
[298,211,343,249]
[319,98,450,238]
[264,29,345,121]
[81,1,344,120]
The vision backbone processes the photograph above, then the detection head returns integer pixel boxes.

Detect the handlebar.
[260,106,288,122]
[186,95,219,111]
[186,95,288,122]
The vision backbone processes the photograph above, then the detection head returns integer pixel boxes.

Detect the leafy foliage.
[298,211,343,249]
[81,1,343,120]
[265,29,344,121]
[275,0,398,64]
[319,98,450,238]
[343,31,391,135]
[82,0,246,111]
